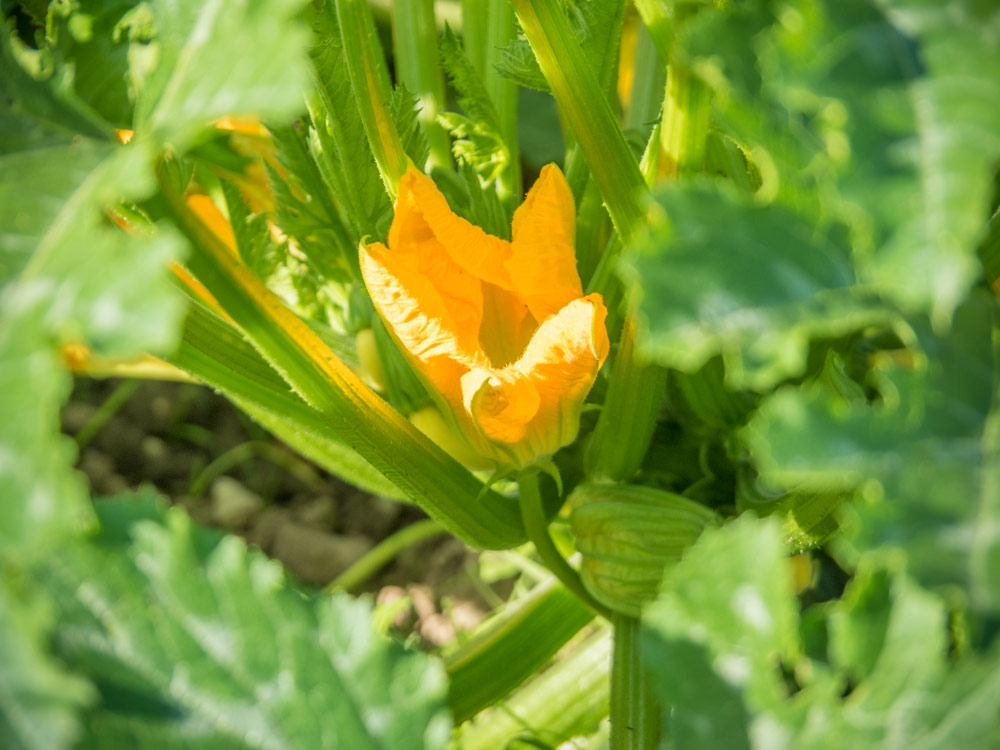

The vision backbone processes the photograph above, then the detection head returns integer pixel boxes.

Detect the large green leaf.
[1,5,313,745]
[135,0,310,150]
[674,0,1000,323]
[622,181,891,389]
[0,578,94,750]
[39,493,451,749]
[0,32,182,555]
[642,517,1000,749]
[745,292,1000,609]
[45,0,144,129]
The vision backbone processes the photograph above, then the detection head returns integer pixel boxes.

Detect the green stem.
[393,0,453,170]
[484,0,521,205]
[444,577,595,722]
[517,473,612,619]
[661,64,712,178]
[632,0,674,63]
[625,22,666,137]
[586,318,667,482]
[512,0,647,242]
[325,518,446,592]
[456,626,612,750]
[74,379,140,449]
[335,0,409,197]
[610,614,660,750]
[461,0,487,76]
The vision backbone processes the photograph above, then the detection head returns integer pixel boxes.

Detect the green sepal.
[569,483,720,616]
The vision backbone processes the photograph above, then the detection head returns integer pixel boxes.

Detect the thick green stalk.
[511,0,648,241]
[518,473,612,619]
[335,0,409,197]
[393,0,453,169]
[169,302,405,499]
[661,64,711,177]
[484,0,521,205]
[461,0,487,76]
[445,577,595,722]
[610,614,660,750]
[160,176,526,550]
[626,22,666,136]
[586,319,667,482]
[632,0,674,62]
[455,626,612,750]
[589,25,712,485]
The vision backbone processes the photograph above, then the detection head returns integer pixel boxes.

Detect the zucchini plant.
[3,0,1000,748]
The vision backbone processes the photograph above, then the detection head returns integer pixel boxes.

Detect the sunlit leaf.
[745,292,1000,609]
[622,181,891,390]
[38,493,451,749]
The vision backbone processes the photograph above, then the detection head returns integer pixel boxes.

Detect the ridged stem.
[484,0,521,205]
[610,614,660,750]
[511,0,648,242]
[661,64,712,178]
[586,318,668,482]
[444,577,594,721]
[393,0,452,169]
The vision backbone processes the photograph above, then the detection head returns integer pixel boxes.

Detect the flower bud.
[570,483,719,616]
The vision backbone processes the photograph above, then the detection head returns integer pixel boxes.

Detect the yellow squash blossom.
[360,165,610,469]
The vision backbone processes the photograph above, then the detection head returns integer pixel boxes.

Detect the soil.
[62,377,501,646]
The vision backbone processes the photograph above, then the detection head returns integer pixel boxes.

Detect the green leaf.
[135,0,310,151]
[745,292,1000,608]
[46,0,142,129]
[40,493,451,749]
[307,1,391,239]
[391,82,430,173]
[675,0,1000,323]
[0,30,184,555]
[266,124,358,289]
[642,517,797,748]
[0,29,110,158]
[439,27,510,189]
[0,577,94,750]
[642,516,1000,748]
[621,181,892,390]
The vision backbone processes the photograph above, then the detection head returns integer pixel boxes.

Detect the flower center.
[478,282,537,368]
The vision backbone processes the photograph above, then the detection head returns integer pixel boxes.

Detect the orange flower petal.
[392,168,516,290]
[513,293,610,459]
[461,367,541,444]
[508,164,583,321]
[360,240,483,408]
